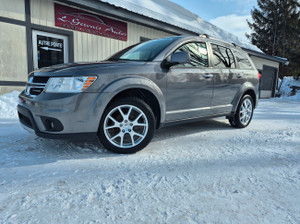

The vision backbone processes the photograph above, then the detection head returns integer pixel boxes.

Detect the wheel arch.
[91,77,166,130]
[231,83,258,115]
[107,88,162,129]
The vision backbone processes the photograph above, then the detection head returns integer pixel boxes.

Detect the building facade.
[0,0,287,97]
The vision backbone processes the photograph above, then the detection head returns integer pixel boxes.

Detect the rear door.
[166,42,214,121]
[209,44,241,114]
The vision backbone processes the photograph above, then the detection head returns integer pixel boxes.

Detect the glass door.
[32,30,69,70]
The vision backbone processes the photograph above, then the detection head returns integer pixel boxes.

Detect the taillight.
[258,73,262,80]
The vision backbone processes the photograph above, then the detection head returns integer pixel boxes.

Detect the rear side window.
[175,42,209,67]
[232,49,253,69]
[211,44,236,68]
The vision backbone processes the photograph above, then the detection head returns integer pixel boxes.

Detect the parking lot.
[0,97,299,224]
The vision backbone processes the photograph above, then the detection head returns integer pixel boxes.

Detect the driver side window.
[175,42,209,67]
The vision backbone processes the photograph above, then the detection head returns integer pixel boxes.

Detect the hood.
[32,60,147,74]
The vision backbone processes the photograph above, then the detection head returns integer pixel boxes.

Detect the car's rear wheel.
[229,95,254,128]
[98,97,155,154]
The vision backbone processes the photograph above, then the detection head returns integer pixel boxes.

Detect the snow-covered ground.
[0,91,299,223]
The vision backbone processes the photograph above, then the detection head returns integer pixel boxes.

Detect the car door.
[165,42,214,121]
[209,43,242,114]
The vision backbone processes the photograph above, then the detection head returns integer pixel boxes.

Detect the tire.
[229,95,254,128]
[98,97,155,154]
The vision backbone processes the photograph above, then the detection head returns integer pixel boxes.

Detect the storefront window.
[32,30,69,69]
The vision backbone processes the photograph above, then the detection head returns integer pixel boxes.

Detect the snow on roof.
[98,0,261,52]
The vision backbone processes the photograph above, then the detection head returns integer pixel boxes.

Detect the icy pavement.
[0,99,299,224]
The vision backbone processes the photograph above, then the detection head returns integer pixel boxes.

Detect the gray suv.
[18,36,259,153]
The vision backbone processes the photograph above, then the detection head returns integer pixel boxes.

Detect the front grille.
[29,88,44,95]
[18,112,32,128]
[25,74,50,97]
[32,76,49,84]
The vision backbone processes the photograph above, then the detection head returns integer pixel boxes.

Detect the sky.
[169,0,258,41]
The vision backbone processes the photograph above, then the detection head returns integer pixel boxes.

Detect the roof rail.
[198,34,241,48]
[199,34,210,38]
[209,36,233,45]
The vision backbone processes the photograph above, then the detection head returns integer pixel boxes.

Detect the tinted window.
[211,44,236,68]
[109,37,179,61]
[232,49,253,69]
[175,42,209,67]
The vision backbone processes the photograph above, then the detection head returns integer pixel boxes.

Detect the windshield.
[108,37,179,62]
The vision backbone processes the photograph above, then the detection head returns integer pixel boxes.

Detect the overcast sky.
[170,0,257,41]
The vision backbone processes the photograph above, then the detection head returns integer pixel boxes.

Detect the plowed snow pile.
[0,89,299,224]
[279,77,300,100]
[0,91,19,119]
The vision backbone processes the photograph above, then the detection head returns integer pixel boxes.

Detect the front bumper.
[18,105,96,139]
[17,91,108,140]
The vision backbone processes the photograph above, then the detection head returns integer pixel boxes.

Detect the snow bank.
[0,91,20,119]
[278,77,300,101]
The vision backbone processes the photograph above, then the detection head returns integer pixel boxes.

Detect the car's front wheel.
[98,97,155,154]
[229,95,254,128]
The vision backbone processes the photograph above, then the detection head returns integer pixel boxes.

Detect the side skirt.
[159,113,231,128]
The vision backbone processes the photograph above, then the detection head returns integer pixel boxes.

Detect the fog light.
[41,116,64,132]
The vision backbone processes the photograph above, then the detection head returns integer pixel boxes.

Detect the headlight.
[44,76,97,93]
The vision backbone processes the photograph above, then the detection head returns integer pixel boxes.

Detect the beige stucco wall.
[30,0,173,62]
[0,86,25,95]
[0,22,28,82]
[0,0,25,21]
[250,55,279,71]
[0,0,27,95]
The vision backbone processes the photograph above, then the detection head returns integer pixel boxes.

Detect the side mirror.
[169,51,190,66]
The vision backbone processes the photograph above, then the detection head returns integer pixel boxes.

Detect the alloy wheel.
[103,105,149,149]
[239,98,253,126]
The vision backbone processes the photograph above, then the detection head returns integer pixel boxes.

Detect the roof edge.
[56,0,197,36]
[243,48,289,65]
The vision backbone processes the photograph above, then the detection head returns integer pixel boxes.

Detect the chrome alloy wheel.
[103,105,149,149]
[239,98,253,126]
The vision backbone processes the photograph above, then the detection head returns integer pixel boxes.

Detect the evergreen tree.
[247,0,300,78]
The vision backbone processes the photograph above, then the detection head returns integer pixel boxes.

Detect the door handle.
[236,74,244,78]
[203,74,213,79]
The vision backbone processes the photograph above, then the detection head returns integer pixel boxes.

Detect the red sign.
[54,3,127,41]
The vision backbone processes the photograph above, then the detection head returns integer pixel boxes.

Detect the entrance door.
[260,66,277,98]
[32,30,69,70]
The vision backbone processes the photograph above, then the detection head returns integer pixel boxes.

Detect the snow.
[0,91,19,119]
[98,0,262,52]
[0,92,299,223]
[274,56,288,61]
[278,77,300,101]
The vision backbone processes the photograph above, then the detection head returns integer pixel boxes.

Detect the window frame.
[169,41,211,68]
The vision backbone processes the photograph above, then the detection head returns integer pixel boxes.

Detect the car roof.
[178,35,242,50]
